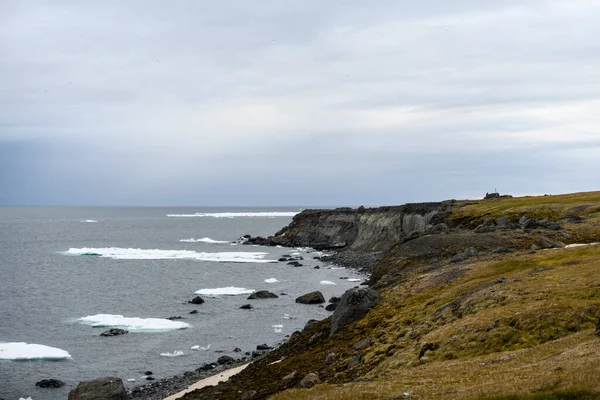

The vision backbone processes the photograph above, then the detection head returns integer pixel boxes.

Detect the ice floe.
[167,211,300,218]
[272,324,283,328]
[77,314,189,331]
[330,267,345,270]
[348,278,361,282]
[0,342,71,361]
[320,280,336,285]
[82,220,97,223]
[180,237,229,244]
[60,248,275,263]
[200,344,211,351]
[127,378,136,382]
[194,287,255,297]
[160,351,184,357]
[190,345,200,350]
[264,278,279,283]
[19,398,33,400]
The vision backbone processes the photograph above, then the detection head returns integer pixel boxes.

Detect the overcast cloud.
[1,0,599,206]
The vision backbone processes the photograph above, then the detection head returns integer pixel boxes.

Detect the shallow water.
[0,207,363,400]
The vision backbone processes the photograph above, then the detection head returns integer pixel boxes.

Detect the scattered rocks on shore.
[68,377,128,400]
[217,355,235,364]
[35,379,65,388]
[295,291,325,304]
[100,328,128,337]
[256,343,272,350]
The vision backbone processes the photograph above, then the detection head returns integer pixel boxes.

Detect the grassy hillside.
[181,191,600,400]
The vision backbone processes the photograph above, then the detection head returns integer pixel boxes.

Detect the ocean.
[0,207,363,400]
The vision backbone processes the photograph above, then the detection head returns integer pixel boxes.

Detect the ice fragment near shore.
[265,278,279,283]
[61,248,275,263]
[320,280,336,285]
[195,287,255,296]
[160,350,184,357]
[77,314,189,331]
[180,237,229,244]
[348,278,361,282]
[0,342,71,361]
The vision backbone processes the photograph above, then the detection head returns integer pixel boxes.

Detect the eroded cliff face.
[272,203,450,252]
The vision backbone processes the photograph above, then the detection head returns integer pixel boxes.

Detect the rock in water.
[240,304,253,309]
[256,343,272,350]
[189,296,205,304]
[247,290,279,299]
[295,291,325,304]
[217,355,235,364]
[36,379,65,388]
[299,373,321,388]
[68,377,128,400]
[330,287,381,337]
[100,328,128,337]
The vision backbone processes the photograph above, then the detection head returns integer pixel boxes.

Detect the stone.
[595,317,600,336]
[278,257,289,262]
[233,347,242,352]
[240,304,253,309]
[347,353,363,368]
[35,379,65,388]
[295,291,325,304]
[330,287,381,337]
[167,316,182,320]
[144,371,153,375]
[189,310,199,314]
[283,371,297,380]
[241,390,257,399]
[313,266,320,269]
[536,236,558,249]
[256,344,272,350]
[100,328,128,337]
[418,343,438,358]
[247,290,278,299]
[303,319,318,330]
[329,296,341,303]
[188,296,205,304]
[68,377,127,400]
[299,373,321,388]
[325,352,336,363]
[146,376,155,380]
[325,303,337,311]
[217,355,235,364]
[287,261,303,267]
[196,364,215,372]
[352,337,372,350]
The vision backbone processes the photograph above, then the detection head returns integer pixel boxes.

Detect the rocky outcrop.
[36,379,65,388]
[245,203,450,252]
[247,291,278,299]
[68,377,128,400]
[331,287,381,337]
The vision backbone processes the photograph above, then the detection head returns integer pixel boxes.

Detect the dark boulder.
[100,328,128,337]
[144,371,153,375]
[287,261,303,267]
[36,379,65,388]
[278,257,289,262]
[233,347,242,352]
[347,353,363,368]
[331,287,381,337]
[325,303,337,312]
[167,316,182,320]
[68,377,128,400]
[188,296,205,304]
[240,304,253,309]
[196,364,215,372]
[299,373,320,388]
[256,344,272,350]
[247,290,279,299]
[303,319,318,330]
[329,296,341,303]
[295,291,325,304]
[189,310,199,314]
[217,355,235,364]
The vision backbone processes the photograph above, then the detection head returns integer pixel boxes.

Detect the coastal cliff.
[182,191,600,400]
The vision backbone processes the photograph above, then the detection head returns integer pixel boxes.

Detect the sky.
[1,0,599,206]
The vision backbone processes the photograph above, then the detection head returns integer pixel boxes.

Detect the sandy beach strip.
[163,363,249,400]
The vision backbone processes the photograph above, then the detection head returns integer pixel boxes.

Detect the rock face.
[245,202,449,252]
[299,372,321,388]
[36,379,65,388]
[295,291,325,304]
[247,290,279,299]
[100,328,128,337]
[331,287,381,337]
[68,377,128,400]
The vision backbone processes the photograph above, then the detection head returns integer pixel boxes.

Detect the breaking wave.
[60,248,275,263]
[76,314,190,332]
[194,287,255,297]
[167,212,300,218]
[180,237,229,244]
[0,342,71,361]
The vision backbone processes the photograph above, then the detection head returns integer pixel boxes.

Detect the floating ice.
[272,324,283,328]
[195,287,255,297]
[82,220,97,223]
[0,342,71,361]
[292,252,301,256]
[127,378,136,382]
[19,398,33,400]
[264,278,279,283]
[77,314,189,332]
[191,345,200,350]
[283,314,291,320]
[167,211,299,218]
[61,248,275,263]
[274,328,282,333]
[160,350,184,357]
[200,344,211,351]
[348,278,361,282]
[320,280,336,285]
[180,237,229,244]
[330,267,345,270]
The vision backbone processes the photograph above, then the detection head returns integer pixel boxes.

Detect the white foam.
[274,328,282,333]
[330,267,345,270]
[194,287,255,297]
[77,314,189,331]
[61,248,275,263]
[167,211,300,218]
[200,344,211,351]
[320,280,336,285]
[348,278,361,282]
[82,220,97,223]
[180,237,229,244]
[160,350,184,357]
[0,342,71,361]
[264,278,279,283]
[19,398,33,400]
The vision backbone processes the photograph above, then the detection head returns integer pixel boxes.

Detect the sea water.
[0,207,364,400]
